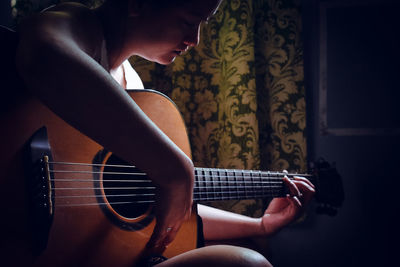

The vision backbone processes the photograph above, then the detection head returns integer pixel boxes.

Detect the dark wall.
[0,1,13,28]
[267,0,400,266]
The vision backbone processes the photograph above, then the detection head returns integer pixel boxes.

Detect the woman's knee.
[226,246,272,267]
[157,245,272,267]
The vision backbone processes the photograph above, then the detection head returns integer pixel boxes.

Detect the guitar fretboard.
[193,167,288,202]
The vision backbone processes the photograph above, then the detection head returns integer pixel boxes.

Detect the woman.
[15,0,315,266]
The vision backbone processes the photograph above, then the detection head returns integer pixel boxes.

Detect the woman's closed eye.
[184,20,198,28]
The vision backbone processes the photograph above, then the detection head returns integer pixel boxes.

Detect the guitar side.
[0,89,198,266]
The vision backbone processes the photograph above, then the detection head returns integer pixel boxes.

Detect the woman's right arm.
[16,7,194,249]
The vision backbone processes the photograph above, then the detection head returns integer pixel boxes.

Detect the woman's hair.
[147,0,191,8]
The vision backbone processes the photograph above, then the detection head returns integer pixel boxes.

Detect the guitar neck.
[193,167,294,202]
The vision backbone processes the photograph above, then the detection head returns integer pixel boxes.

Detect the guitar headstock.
[309,158,344,216]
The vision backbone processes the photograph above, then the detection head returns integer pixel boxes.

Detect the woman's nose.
[184,26,201,47]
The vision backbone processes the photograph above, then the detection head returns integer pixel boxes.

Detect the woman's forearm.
[198,204,264,241]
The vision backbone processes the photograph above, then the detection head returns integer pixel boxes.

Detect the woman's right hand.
[146,155,194,250]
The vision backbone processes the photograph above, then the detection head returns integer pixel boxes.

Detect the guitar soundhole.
[102,154,153,219]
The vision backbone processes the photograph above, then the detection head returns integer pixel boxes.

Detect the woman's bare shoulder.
[18,2,103,57]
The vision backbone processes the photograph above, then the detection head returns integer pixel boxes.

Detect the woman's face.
[127,0,222,65]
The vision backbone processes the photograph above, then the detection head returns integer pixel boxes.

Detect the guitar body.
[0,89,198,266]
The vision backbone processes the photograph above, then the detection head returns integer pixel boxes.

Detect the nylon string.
[46,161,303,207]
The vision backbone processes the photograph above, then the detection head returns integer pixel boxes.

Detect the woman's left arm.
[198,176,315,241]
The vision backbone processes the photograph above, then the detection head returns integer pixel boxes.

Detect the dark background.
[0,2,12,28]
[267,0,400,266]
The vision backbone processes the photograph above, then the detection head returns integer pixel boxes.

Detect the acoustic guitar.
[0,87,329,266]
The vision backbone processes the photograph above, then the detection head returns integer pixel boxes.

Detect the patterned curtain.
[12,0,306,217]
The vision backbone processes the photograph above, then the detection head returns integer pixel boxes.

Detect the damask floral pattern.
[11,0,306,217]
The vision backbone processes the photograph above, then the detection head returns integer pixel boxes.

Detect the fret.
[234,169,239,199]
[269,171,277,197]
[243,170,251,198]
[198,168,206,200]
[205,168,215,200]
[194,168,199,196]
[220,169,228,200]
[233,170,241,199]
[249,170,254,198]
[275,173,282,197]
[268,172,279,197]
[226,170,239,199]
[262,171,270,198]
[252,170,259,197]
[218,169,223,199]
[262,171,273,197]
[279,172,285,197]
[239,170,245,198]
[251,170,258,197]
[194,168,200,199]
[202,168,207,200]
[268,172,273,197]
[279,172,286,196]
[257,170,263,197]
[211,169,220,199]
[235,169,241,198]
[277,174,283,196]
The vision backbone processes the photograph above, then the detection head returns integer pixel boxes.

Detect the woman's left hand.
[261,175,315,236]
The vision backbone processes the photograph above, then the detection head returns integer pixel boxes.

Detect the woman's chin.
[152,51,182,65]
[156,54,177,65]
[139,51,178,65]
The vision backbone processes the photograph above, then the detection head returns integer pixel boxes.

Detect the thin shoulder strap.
[99,39,109,71]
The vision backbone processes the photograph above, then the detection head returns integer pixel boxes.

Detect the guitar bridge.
[25,127,55,255]
[40,155,53,216]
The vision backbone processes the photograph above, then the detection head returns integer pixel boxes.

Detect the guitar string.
[48,171,296,181]
[47,183,284,206]
[43,162,290,206]
[49,161,139,168]
[47,161,311,178]
[47,173,285,199]
[50,178,285,184]
[53,189,281,199]
[50,187,283,203]
[48,170,295,180]
[55,193,156,198]
[55,191,280,207]
[50,185,283,190]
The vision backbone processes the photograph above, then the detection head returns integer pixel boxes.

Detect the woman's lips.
[173,47,189,56]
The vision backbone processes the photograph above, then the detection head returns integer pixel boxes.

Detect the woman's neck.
[94,1,128,70]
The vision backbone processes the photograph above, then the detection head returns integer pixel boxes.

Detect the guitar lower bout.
[1,89,198,266]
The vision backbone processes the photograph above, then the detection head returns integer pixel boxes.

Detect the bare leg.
[156,245,272,267]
